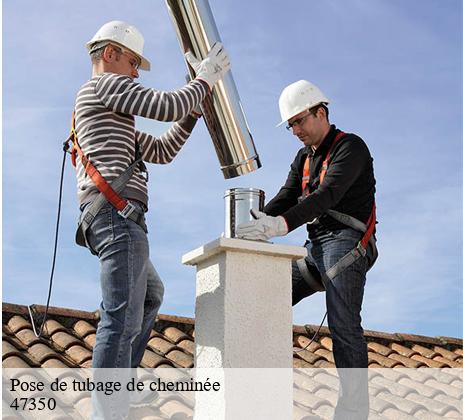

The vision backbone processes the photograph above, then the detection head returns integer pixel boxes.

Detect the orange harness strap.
[68,112,128,212]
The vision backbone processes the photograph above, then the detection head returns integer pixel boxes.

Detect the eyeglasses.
[113,46,141,70]
[286,111,313,131]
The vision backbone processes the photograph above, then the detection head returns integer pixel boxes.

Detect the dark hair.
[310,104,329,122]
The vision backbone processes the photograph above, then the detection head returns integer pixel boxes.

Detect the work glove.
[185,42,231,90]
[236,210,289,241]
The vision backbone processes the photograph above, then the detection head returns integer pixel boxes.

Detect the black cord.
[28,147,68,338]
[293,311,327,353]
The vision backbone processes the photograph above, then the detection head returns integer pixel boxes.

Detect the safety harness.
[65,112,148,251]
[296,131,378,291]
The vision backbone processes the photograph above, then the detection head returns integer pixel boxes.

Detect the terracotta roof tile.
[7,316,32,334]
[27,342,64,364]
[368,352,403,368]
[162,326,190,344]
[177,339,194,355]
[381,407,417,420]
[64,345,92,365]
[2,355,31,368]
[376,390,427,415]
[2,301,463,419]
[294,387,331,410]
[314,348,334,364]
[390,343,419,358]
[148,337,177,355]
[424,379,463,400]
[410,354,447,368]
[412,344,438,358]
[388,353,426,368]
[294,335,322,353]
[83,333,96,348]
[313,359,336,368]
[43,319,68,336]
[51,331,83,350]
[433,356,462,368]
[295,348,325,366]
[368,342,393,357]
[15,328,42,347]
[319,336,333,351]
[73,320,96,338]
[293,358,312,368]
[166,349,193,368]
[406,392,458,417]
[141,349,173,368]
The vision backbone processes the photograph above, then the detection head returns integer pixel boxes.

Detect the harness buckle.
[118,201,137,219]
[356,241,367,257]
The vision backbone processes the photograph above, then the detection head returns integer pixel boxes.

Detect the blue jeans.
[293,228,370,419]
[292,227,368,367]
[82,202,164,369]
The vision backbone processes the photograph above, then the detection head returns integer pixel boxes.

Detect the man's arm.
[264,150,305,217]
[282,136,371,232]
[95,73,209,122]
[135,114,199,164]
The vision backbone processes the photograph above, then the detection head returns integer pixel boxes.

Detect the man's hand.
[236,211,288,241]
[185,42,231,90]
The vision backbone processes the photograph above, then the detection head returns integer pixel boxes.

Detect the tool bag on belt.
[66,112,148,252]
[296,131,378,292]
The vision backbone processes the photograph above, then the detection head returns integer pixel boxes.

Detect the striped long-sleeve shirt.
[74,72,209,208]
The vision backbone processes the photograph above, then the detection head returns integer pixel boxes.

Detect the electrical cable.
[28,145,68,338]
[293,311,327,353]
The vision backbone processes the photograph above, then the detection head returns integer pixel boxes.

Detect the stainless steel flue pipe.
[165,0,261,179]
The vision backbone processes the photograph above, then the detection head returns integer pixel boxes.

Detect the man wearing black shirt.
[237,80,377,369]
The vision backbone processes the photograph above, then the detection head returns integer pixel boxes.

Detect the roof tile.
[376,390,426,415]
[159,397,193,418]
[294,387,331,410]
[3,355,32,368]
[406,392,458,417]
[65,345,92,365]
[388,353,426,368]
[314,348,334,364]
[397,377,442,398]
[319,336,332,351]
[412,344,438,358]
[15,328,42,347]
[73,320,96,338]
[293,358,312,368]
[433,346,459,361]
[7,316,32,334]
[368,342,393,357]
[148,337,177,355]
[433,356,462,368]
[294,335,322,352]
[166,349,193,368]
[52,331,83,350]
[295,349,324,365]
[410,354,447,368]
[371,375,415,398]
[368,352,402,368]
[434,393,463,412]
[43,319,68,336]
[83,334,96,348]
[27,343,61,364]
[381,407,418,420]
[424,379,463,399]
[141,349,173,368]
[390,343,419,358]
[162,326,190,344]
[177,339,194,355]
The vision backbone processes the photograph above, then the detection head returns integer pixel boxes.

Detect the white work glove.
[236,210,288,241]
[185,42,231,90]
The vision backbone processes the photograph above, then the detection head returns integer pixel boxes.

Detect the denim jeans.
[293,227,370,419]
[82,202,164,369]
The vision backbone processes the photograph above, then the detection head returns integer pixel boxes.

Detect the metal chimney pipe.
[165,0,262,179]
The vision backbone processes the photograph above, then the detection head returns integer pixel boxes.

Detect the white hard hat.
[86,21,151,71]
[277,80,329,127]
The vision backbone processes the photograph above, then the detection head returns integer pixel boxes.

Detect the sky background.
[3,0,462,338]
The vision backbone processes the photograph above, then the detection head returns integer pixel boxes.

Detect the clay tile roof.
[2,301,462,419]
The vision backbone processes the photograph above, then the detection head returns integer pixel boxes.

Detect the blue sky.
[3,0,462,338]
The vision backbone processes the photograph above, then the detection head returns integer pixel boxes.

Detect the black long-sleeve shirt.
[264,125,376,237]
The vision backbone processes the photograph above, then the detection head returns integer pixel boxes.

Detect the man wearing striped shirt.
[74,21,230,373]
